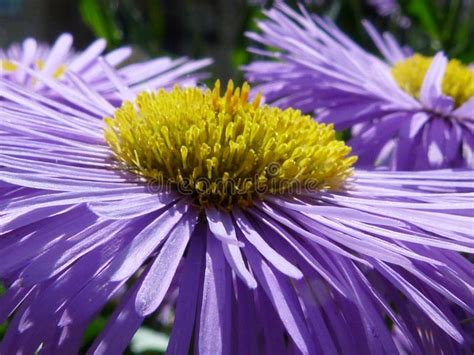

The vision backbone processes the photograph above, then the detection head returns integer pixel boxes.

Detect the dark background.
[2,0,472,85]
[0,0,259,82]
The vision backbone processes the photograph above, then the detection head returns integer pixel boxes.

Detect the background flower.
[244,2,474,170]
[0,33,212,101]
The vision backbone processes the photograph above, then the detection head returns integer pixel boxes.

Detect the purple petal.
[233,208,303,279]
[246,246,315,354]
[88,273,146,355]
[376,261,464,343]
[206,207,257,288]
[197,230,232,354]
[135,210,199,316]
[419,52,454,113]
[109,200,191,282]
[167,227,206,354]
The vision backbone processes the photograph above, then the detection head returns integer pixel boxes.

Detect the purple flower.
[249,0,323,6]
[0,33,212,100]
[244,2,474,170]
[366,0,410,27]
[367,0,398,16]
[0,65,473,354]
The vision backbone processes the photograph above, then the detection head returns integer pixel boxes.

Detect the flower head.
[0,34,211,98]
[104,80,355,207]
[244,2,474,170]
[0,69,473,354]
[391,54,474,108]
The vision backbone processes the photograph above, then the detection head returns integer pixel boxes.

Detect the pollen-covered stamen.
[391,54,474,107]
[104,80,356,207]
[35,60,67,79]
[1,60,18,72]
[0,59,66,79]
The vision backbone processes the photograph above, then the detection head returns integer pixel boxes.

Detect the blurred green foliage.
[78,0,473,84]
[400,0,474,61]
[79,0,122,47]
[130,327,169,354]
[0,282,5,341]
[79,0,165,55]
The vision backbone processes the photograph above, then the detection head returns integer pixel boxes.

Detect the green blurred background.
[0,0,473,353]
[1,0,473,84]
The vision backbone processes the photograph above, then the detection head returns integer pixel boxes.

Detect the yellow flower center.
[391,54,474,107]
[1,60,17,72]
[34,60,67,79]
[104,81,356,208]
[0,59,66,79]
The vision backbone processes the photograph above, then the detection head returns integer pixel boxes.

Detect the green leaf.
[405,0,440,40]
[79,0,122,46]
[0,321,7,339]
[335,129,351,142]
[0,283,6,339]
[451,1,474,60]
[232,48,249,68]
[130,327,169,353]
[441,0,460,43]
[458,45,474,63]
[82,317,107,345]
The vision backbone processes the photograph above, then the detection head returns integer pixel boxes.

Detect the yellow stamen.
[104,80,356,208]
[35,59,67,79]
[391,54,474,107]
[1,59,66,79]
[0,60,17,72]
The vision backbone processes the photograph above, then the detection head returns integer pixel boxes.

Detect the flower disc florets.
[1,59,66,78]
[391,54,474,107]
[104,80,356,207]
